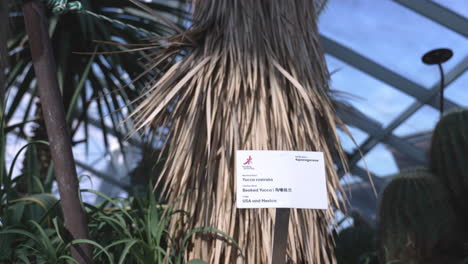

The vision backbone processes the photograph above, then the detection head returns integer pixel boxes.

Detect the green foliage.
[0,1,245,263]
[83,188,174,263]
[4,0,188,202]
[186,260,208,264]
[6,0,188,155]
[430,108,468,219]
[1,185,236,263]
[378,169,463,264]
[83,188,241,263]
[0,116,232,263]
[0,191,61,262]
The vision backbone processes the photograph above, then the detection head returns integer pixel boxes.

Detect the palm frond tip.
[130,1,347,263]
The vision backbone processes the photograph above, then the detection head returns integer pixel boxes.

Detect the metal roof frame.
[394,0,468,38]
[323,0,468,183]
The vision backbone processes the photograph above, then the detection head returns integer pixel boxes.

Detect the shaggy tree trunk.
[130,1,347,263]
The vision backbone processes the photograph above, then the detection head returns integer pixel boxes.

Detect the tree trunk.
[22,2,92,263]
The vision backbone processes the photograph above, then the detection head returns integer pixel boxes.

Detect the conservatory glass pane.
[326,55,415,126]
[337,125,368,153]
[394,105,440,136]
[357,143,399,176]
[445,71,468,107]
[431,0,468,19]
[319,0,468,88]
[340,173,363,187]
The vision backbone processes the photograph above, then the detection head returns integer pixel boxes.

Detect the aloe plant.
[378,169,463,264]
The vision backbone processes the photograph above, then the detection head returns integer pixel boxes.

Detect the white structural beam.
[322,34,468,171]
[337,108,427,164]
[321,36,460,110]
[345,55,468,168]
[394,0,468,38]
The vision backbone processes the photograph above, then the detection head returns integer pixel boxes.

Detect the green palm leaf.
[6,0,188,148]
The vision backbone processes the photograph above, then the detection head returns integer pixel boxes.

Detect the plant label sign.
[236,150,328,209]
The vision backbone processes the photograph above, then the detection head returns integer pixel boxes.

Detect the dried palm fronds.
[129,1,347,263]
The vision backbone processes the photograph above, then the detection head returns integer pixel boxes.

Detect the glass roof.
[445,71,468,107]
[326,54,415,127]
[320,0,468,179]
[357,143,399,176]
[393,105,440,136]
[337,126,368,153]
[319,0,468,88]
[431,0,468,18]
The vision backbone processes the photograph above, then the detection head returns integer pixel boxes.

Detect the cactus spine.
[378,169,462,263]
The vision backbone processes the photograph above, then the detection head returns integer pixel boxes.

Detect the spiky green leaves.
[378,169,463,263]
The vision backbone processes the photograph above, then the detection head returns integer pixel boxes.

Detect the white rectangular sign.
[236,150,328,209]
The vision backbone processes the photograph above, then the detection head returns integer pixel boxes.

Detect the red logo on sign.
[243,155,253,165]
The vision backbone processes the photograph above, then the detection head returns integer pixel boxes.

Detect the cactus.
[334,225,377,264]
[378,169,463,263]
[430,108,468,221]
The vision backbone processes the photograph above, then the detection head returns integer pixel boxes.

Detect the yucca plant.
[430,108,468,226]
[378,169,463,264]
[129,0,347,262]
